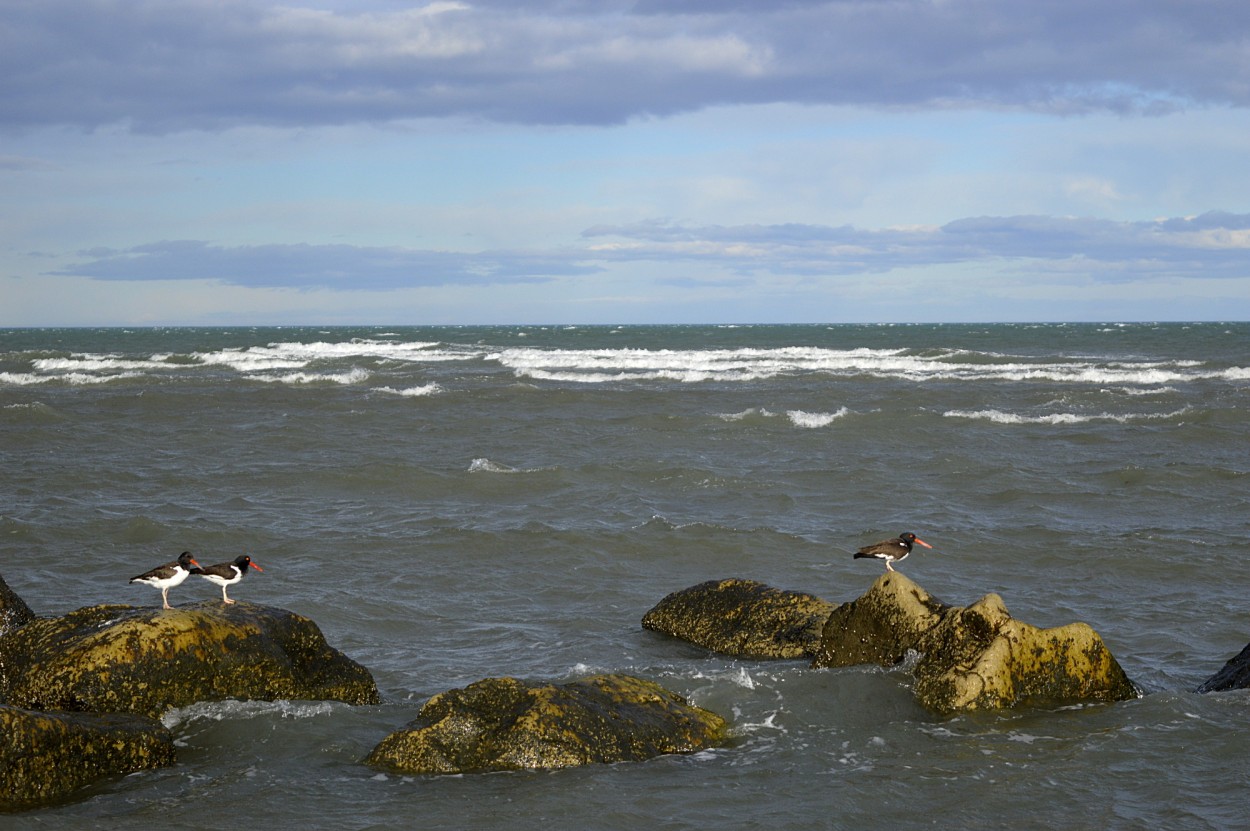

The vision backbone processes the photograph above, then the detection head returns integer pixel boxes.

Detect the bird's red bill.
[251,561,264,571]
[913,538,933,549]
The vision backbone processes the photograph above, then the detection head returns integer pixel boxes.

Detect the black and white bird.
[129,551,201,609]
[852,532,933,572]
[192,555,264,604]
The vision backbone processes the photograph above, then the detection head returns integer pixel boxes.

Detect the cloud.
[52,240,601,289]
[4,0,1249,132]
[51,212,1250,290]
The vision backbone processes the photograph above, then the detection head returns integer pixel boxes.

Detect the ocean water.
[1,322,1248,830]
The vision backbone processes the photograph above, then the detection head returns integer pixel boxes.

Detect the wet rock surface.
[0,600,380,719]
[642,578,837,659]
[366,673,729,775]
[1196,641,1250,693]
[1,704,175,812]
[0,572,37,637]
[812,572,1138,713]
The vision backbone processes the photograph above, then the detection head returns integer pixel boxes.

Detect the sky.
[2,0,1250,326]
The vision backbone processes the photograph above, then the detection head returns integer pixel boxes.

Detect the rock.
[1196,642,1250,693]
[810,572,948,668]
[642,578,837,659]
[911,593,1138,714]
[0,601,380,718]
[811,572,1137,714]
[366,674,728,775]
[1,704,176,812]
[0,572,37,637]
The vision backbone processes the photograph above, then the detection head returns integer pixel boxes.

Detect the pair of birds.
[129,552,263,610]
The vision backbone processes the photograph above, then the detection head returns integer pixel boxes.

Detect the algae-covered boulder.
[642,578,837,659]
[811,572,1137,714]
[1196,641,1250,693]
[1,704,176,812]
[0,601,379,718]
[0,572,37,637]
[910,593,1138,714]
[366,674,728,775]
[810,572,948,668]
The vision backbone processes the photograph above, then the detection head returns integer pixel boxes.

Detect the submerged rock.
[366,674,728,775]
[811,572,1137,714]
[0,601,380,718]
[642,578,837,659]
[1196,642,1250,693]
[0,572,37,637]
[1,704,175,812]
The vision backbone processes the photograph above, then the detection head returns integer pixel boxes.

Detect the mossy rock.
[810,572,1137,714]
[0,572,37,637]
[642,578,837,659]
[1,704,176,812]
[810,572,948,668]
[366,674,729,775]
[0,601,380,718]
[911,593,1139,714]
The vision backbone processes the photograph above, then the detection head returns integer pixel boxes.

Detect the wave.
[376,383,444,397]
[718,407,851,427]
[245,368,372,385]
[943,408,1192,425]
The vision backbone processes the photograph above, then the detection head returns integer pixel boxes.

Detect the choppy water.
[1,323,1248,830]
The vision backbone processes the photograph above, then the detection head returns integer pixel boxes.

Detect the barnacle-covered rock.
[366,674,728,775]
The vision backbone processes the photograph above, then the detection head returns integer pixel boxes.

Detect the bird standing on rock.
[192,555,264,604]
[129,551,201,609]
[853,532,933,572]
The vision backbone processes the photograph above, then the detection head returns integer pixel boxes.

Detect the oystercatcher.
[192,554,264,604]
[129,551,201,609]
[853,532,933,572]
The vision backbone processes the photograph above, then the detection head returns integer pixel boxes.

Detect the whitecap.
[943,408,1191,424]
[786,408,850,428]
[376,383,443,397]
[468,457,519,473]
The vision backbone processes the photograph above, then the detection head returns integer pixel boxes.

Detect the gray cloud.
[3,0,1248,132]
[53,240,600,289]
[52,211,1250,289]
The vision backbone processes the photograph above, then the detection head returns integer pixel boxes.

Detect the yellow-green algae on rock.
[811,572,1138,714]
[1,704,175,812]
[0,600,380,719]
[642,578,837,659]
[366,674,729,775]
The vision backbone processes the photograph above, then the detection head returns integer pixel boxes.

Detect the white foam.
[376,383,443,397]
[468,457,519,473]
[161,698,337,728]
[943,407,1191,424]
[246,368,371,385]
[787,408,850,428]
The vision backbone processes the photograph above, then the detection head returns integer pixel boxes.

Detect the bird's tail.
[852,552,870,559]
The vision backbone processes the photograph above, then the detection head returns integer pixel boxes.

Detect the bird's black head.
[235,555,264,573]
[177,551,201,568]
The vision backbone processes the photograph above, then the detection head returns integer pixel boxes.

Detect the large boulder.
[366,674,728,775]
[811,572,1137,714]
[809,571,947,667]
[642,578,837,659]
[0,601,380,718]
[1196,642,1250,693]
[1,704,176,812]
[0,572,37,637]
[910,593,1138,713]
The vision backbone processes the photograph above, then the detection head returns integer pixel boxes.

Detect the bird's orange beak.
[913,538,933,549]
[250,561,264,571]
[189,558,201,567]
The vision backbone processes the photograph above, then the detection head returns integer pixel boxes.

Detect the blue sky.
[2,0,1249,325]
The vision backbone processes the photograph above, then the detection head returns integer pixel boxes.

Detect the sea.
[1,322,1248,830]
